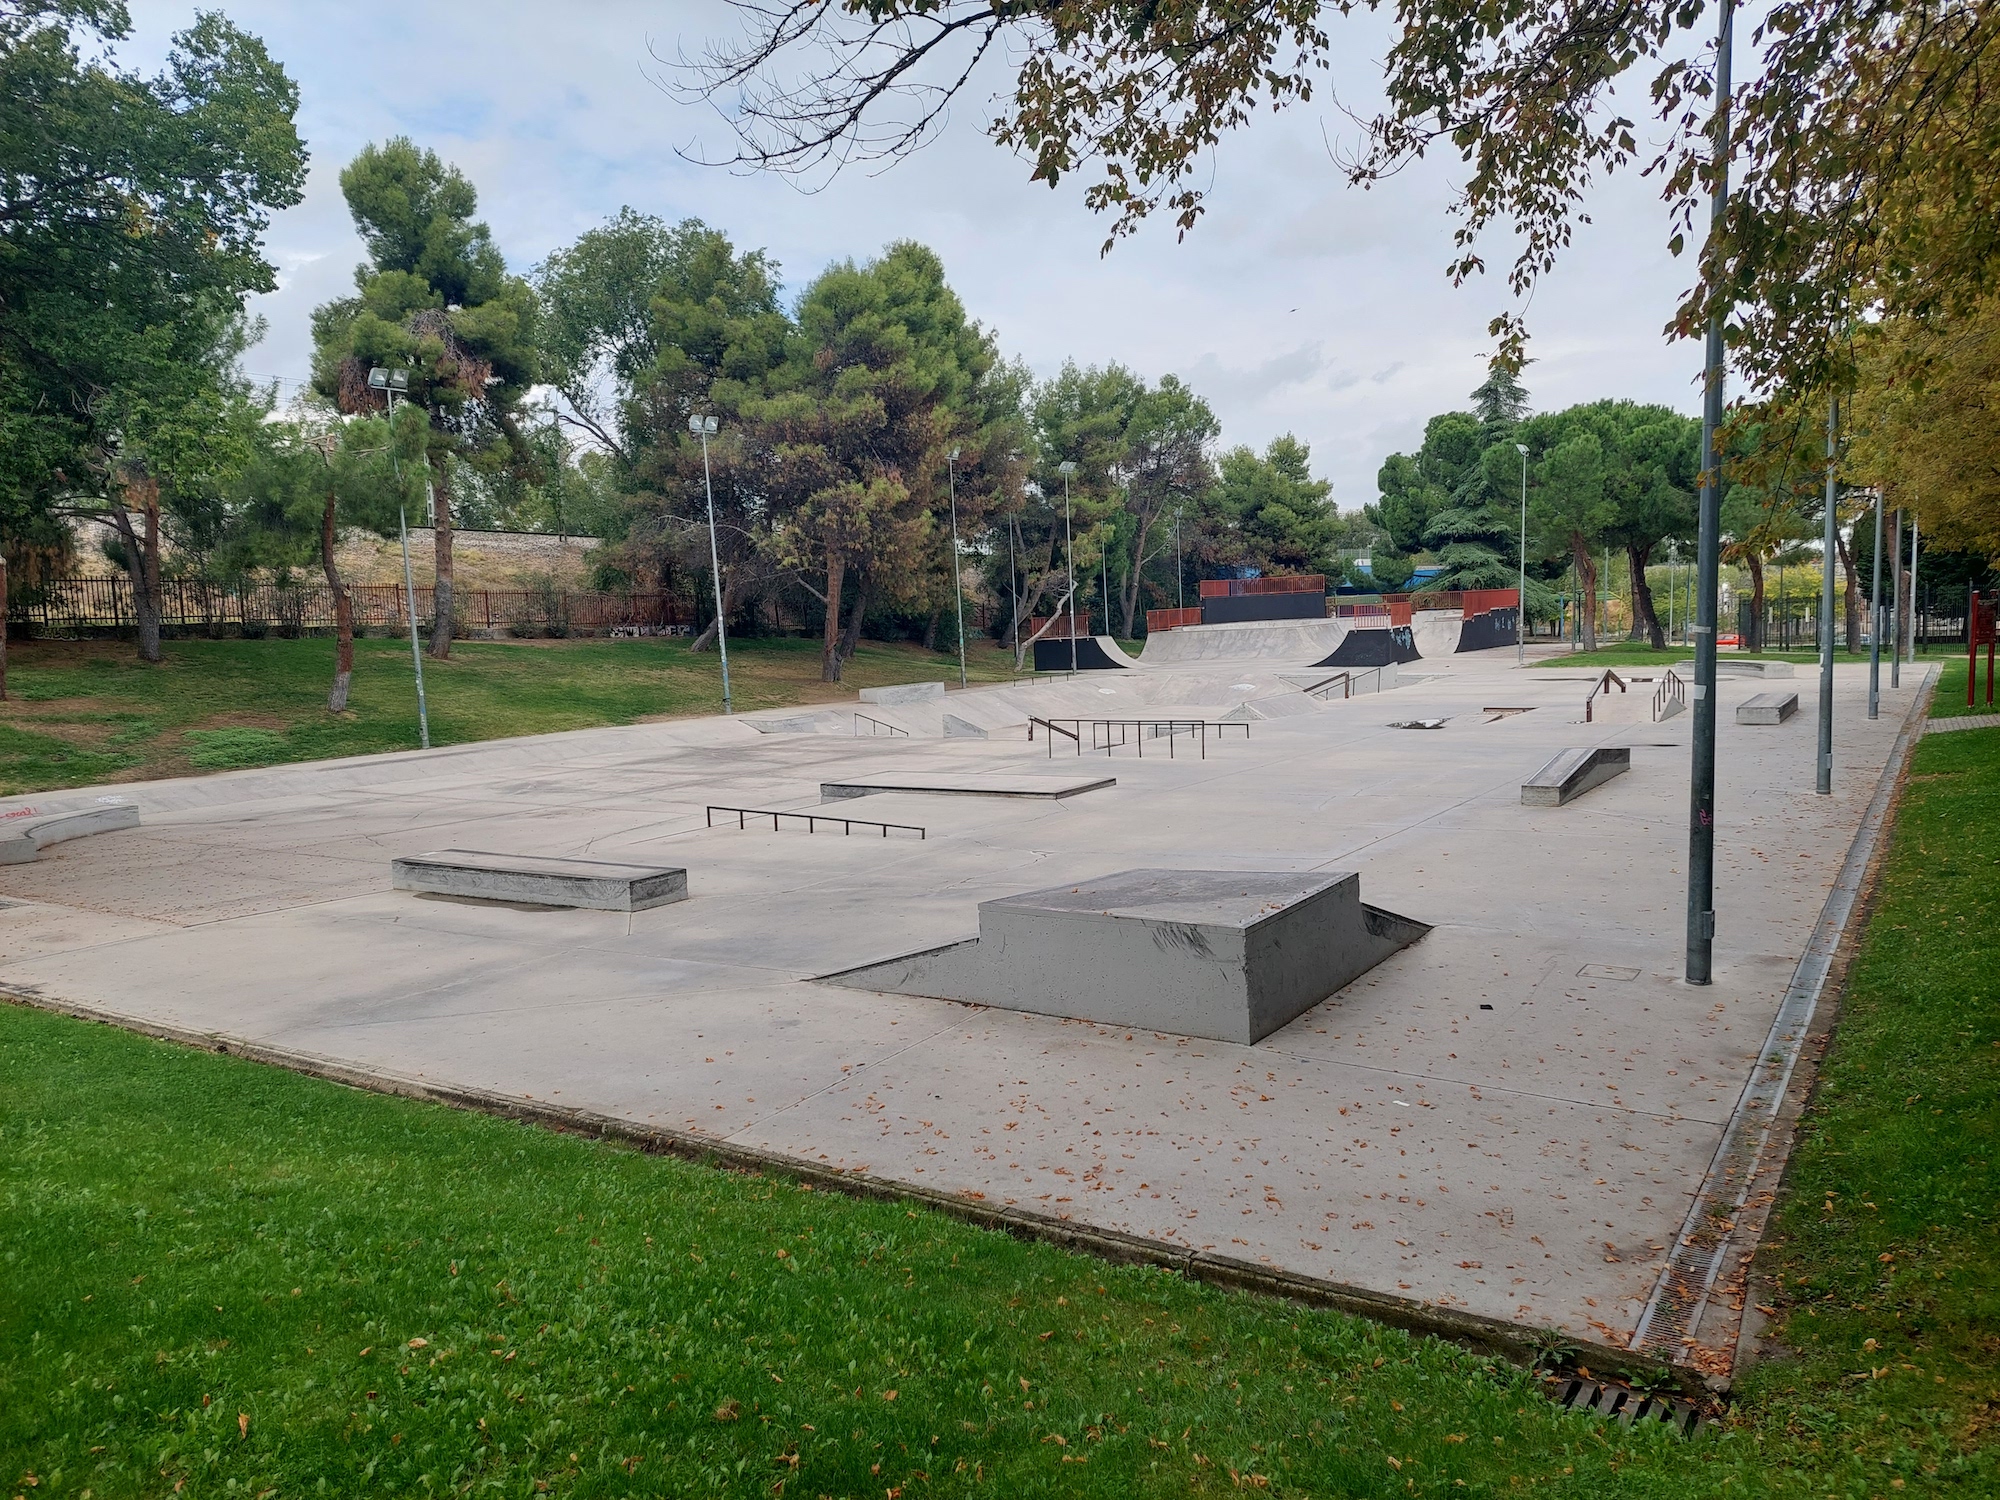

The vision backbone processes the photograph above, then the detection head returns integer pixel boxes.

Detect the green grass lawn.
[0,636,1026,795]
[1,659,1994,1497]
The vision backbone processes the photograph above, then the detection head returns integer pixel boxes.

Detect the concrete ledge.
[858,681,947,705]
[1522,746,1631,806]
[391,849,688,910]
[821,776,1114,802]
[1737,691,1799,725]
[0,799,140,865]
[1675,658,1796,679]
[0,987,1696,1394]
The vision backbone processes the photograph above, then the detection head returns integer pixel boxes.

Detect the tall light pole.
[1817,396,1837,794]
[689,415,732,714]
[1908,513,1920,662]
[1686,0,1735,986]
[1868,491,1883,718]
[1516,442,1529,665]
[1007,514,1020,667]
[946,447,967,688]
[1175,506,1184,611]
[1059,460,1078,673]
[1890,508,1902,688]
[370,366,428,749]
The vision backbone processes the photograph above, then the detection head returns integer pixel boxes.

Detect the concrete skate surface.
[0,649,1927,1357]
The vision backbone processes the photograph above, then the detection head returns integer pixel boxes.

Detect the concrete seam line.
[1,987,1693,1390]
[1630,664,1940,1360]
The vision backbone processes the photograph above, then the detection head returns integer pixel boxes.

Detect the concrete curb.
[2,987,1697,1393]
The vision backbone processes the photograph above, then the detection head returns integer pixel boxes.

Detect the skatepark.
[0,623,1934,1370]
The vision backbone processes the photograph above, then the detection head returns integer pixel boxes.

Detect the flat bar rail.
[1584,669,1628,723]
[1028,717,1251,760]
[706,806,925,839]
[853,713,910,737]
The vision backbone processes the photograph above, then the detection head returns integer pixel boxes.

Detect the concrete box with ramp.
[821,867,1430,1045]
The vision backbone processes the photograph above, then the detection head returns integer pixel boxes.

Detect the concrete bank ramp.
[1138,618,1348,665]
[0,798,140,865]
[821,867,1430,1045]
[1521,746,1632,806]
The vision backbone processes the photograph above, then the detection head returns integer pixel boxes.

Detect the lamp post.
[947,447,967,688]
[1816,396,1837,794]
[369,366,428,749]
[1059,461,1078,673]
[1516,442,1529,665]
[1868,491,1883,718]
[689,415,732,714]
[1686,0,1736,987]
[1175,506,1184,611]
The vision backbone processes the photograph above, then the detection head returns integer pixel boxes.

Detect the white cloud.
[125,1,1711,507]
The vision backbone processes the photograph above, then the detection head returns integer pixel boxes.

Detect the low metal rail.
[1028,716,1251,759]
[706,806,925,839]
[1298,665,1388,700]
[853,713,910,737]
[1651,668,1686,722]
[1584,669,1628,723]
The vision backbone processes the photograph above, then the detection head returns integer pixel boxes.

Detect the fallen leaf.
[715,1399,741,1422]
[238,1412,249,1439]
[407,1337,429,1350]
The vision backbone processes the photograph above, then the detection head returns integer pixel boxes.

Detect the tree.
[753,242,995,681]
[0,2,305,664]
[226,405,423,709]
[1206,435,1335,583]
[689,3,2000,399]
[1112,376,1219,635]
[311,138,538,660]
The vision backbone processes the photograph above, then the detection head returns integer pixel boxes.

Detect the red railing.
[1397,588,1519,619]
[1198,574,1325,598]
[1145,606,1204,633]
[1026,611,1091,640]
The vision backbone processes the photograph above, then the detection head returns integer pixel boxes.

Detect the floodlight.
[689,415,719,437]
[1057,460,1077,475]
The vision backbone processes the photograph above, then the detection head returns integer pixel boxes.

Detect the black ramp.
[1034,636,1133,671]
[1311,625,1419,668]
[1456,605,1520,652]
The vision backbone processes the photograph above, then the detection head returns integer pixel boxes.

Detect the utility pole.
[1817,396,1837,794]
[1908,513,1920,662]
[1686,0,1735,987]
[1059,461,1078,673]
[1890,509,1902,689]
[690,415,732,714]
[947,448,967,688]
[1516,443,1529,665]
[1868,492,1883,718]
[370,366,428,750]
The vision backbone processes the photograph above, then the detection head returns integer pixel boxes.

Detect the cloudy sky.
[127,1,1711,509]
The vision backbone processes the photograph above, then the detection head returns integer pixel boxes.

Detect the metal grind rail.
[1651,668,1687,722]
[1584,669,1628,723]
[853,713,910,737]
[1299,665,1390,700]
[1028,716,1251,759]
[706,806,925,839]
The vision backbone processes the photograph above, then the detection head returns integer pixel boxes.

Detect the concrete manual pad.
[1738,691,1800,725]
[820,774,1114,801]
[823,868,1431,1044]
[391,849,689,911]
[0,652,1933,1361]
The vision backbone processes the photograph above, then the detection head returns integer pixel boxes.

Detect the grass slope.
[0,637,1022,795]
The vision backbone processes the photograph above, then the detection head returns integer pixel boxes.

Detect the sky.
[126,1,1714,511]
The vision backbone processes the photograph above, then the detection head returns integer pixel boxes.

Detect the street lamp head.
[948,446,961,462]
[1515,443,1528,456]
[367,367,409,394]
[688,415,719,437]
[1057,460,1077,476]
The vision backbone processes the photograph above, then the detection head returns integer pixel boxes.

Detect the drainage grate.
[1542,1371,1709,1437]
[1577,963,1641,981]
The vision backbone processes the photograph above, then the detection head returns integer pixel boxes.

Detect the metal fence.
[9,578,694,637]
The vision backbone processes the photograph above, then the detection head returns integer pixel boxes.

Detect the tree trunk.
[0,543,9,701]
[1627,543,1664,648]
[687,573,742,653]
[321,489,354,712]
[427,452,454,660]
[1835,526,1862,651]
[838,569,868,661]
[1122,512,1156,638]
[1744,554,1767,652]
[821,551,845,683]
[1569,534,1598,651]
[921,607,941,651]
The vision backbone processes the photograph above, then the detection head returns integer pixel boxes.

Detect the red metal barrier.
[1145,606,1203,633]
[1197,574,1325,598]
[1027,611,1091,640]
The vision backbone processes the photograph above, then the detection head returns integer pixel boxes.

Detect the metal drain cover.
[1578,964,1641,981]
